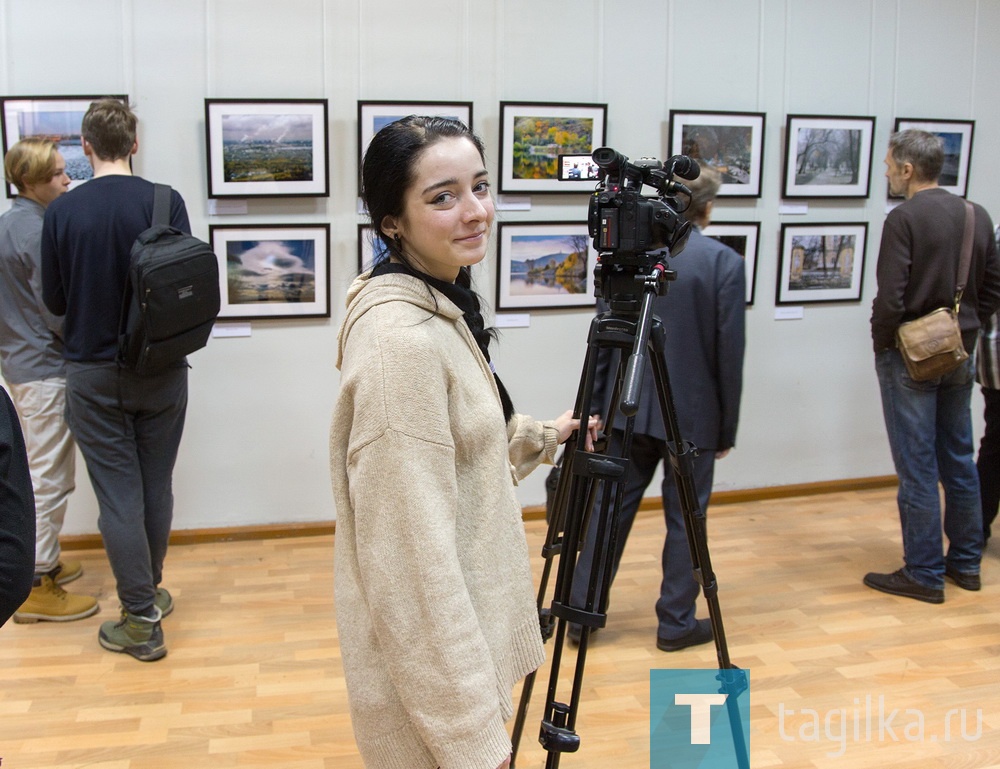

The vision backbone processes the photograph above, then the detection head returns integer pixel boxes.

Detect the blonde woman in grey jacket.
[330,116,595,769]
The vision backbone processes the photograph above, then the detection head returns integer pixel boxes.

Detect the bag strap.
[954,200,975,312]
[152,183,172,228]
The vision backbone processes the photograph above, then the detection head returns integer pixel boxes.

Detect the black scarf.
[371,262,515,422]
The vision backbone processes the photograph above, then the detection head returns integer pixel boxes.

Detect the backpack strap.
[116,184,171,369]
[152,183,172,228]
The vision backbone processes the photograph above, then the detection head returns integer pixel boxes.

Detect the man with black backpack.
[41,99,193,661]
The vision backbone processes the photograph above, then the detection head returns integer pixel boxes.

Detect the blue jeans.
[875,349,983,588]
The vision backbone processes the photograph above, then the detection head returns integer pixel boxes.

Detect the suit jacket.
[591,227,746,451]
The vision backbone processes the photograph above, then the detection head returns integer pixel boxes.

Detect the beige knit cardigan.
[330,272,558,769]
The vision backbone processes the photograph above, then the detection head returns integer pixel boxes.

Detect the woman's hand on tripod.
[553,411,602,452]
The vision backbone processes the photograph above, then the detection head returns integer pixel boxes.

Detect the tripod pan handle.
[620,351,645,416]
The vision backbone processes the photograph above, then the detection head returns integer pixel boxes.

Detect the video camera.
[584,147,698,308]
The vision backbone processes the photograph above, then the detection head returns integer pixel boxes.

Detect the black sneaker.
[863,569,944,604]
[656,619,713,652]
[944,566,981,591]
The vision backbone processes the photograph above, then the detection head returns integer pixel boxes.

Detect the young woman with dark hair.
[330,116,595,769]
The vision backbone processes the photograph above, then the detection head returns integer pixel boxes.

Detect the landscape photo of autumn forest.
[511,116,595,180]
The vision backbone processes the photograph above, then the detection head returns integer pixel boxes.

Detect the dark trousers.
[979,386,1000,539]
[0,389,35,626]
[569,430,715,640]
[65,362,187,614]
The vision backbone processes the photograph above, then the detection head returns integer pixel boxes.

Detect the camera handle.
[510,265,749,769]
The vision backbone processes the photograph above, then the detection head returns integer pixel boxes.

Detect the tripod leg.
[515,284,747,768]
[511,315,616,767]
[646,319,750,768]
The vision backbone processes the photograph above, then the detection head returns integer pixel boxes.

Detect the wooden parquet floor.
[1,487,999,768]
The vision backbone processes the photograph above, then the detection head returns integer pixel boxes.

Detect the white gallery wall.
[1,0,998,535]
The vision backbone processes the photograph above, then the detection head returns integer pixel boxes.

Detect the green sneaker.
[154,587,174,617]
[98,607,166,661]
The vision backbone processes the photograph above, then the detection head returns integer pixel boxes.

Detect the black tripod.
[510,257,749,769]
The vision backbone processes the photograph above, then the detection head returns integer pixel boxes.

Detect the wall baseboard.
[60,475,897,551]
[518,474,898,520]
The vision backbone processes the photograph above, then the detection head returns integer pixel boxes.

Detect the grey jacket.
[0,197,64,383]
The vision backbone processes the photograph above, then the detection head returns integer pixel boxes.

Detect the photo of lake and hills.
[508,233,589,296]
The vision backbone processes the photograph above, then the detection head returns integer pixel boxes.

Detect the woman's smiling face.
[381,136,495,282]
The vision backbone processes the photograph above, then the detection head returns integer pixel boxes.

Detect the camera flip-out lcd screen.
[557,154,600,182]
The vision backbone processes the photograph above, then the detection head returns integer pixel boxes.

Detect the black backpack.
[117,184,221,373]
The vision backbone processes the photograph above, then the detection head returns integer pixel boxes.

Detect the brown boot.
[52,559,84,585]
[12,576,100,623]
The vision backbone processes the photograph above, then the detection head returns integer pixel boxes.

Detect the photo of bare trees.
[794,129,863,186]
[782,115,875,198]
[777,223,868,304]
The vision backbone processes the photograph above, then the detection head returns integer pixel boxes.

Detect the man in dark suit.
[569,162,746,651]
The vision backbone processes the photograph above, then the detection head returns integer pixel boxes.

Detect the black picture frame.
[0,94,128,198]
[702,221,761,306]
[357,100,473,189]
[891,118,975,198]
[357,223,391,273]
[776,222,868,305]
[782,114,876,199]
[495,221,598,310]
[204,99,329,199]
[209,223,331,320]
[668,109,766,198]
[497,101,608,194]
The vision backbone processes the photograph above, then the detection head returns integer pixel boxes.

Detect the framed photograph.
[668,110,766,198]
[209,224,330,320]
[782,115,876,198]
[498,101,608,194]
[776,222,867,305]
[892,118,975,198]
[204,99,329,198]
[496,222,598,310]
[702,222,761,305]
[357,224,391,273]
[357,100,473,183]
[0,94,128,198]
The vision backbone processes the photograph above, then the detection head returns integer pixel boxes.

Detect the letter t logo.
[675,693,728,744]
